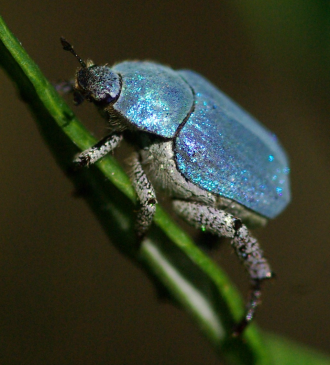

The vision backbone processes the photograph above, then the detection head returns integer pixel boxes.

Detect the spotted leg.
[130,152,158,240]
[172,200,273,336]
[73,133,123,168]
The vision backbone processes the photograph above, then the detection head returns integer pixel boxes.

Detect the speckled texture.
[175,70,290,218]
[77,66,121,103]
[112,62,193,138]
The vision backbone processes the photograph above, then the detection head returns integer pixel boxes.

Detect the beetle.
[60,38,290,336]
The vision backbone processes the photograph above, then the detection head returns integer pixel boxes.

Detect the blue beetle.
[61,38,290,335]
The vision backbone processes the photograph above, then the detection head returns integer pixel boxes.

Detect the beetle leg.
[130,152,158,240]
[172,200,272,336]
[53,79,75,94]
[73,133,123,168]
[54,79,86,105]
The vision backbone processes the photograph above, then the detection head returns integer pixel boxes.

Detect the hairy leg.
[173,200,272,335]
[130,152,158,239]
[73,133,123,167]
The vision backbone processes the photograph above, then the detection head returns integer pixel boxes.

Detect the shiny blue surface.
[175,70,290,218]
[113,62,193,138]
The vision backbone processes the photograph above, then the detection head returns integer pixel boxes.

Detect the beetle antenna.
[60,37,87,68]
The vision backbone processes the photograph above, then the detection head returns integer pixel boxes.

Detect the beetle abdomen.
[175,70,290,218]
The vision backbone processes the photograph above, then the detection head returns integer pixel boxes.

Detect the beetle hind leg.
[172,199,273,336]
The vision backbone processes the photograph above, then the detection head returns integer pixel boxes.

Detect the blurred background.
[0,1,329,364]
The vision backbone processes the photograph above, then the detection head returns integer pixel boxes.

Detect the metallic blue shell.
[175,70,290,218]
[112,62,193,138]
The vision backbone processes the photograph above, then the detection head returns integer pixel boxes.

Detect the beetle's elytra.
[61,38,290,336]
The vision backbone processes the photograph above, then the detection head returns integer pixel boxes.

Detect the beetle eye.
[103,93,117,104]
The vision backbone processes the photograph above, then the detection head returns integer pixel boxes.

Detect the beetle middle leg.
[130,152,158,240]
[172,199,273,336]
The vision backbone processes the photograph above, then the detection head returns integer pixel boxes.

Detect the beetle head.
[75,65,121,104]
[60,37,121,105]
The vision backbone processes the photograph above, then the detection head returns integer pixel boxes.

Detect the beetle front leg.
[54,79,75,94]
[130,152,158,240]
[74,133,123,168]
[172,200,273,336]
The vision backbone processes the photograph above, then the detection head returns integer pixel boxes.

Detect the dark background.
[1,1,329,364]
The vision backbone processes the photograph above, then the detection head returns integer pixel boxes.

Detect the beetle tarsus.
[232,279,263,337]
